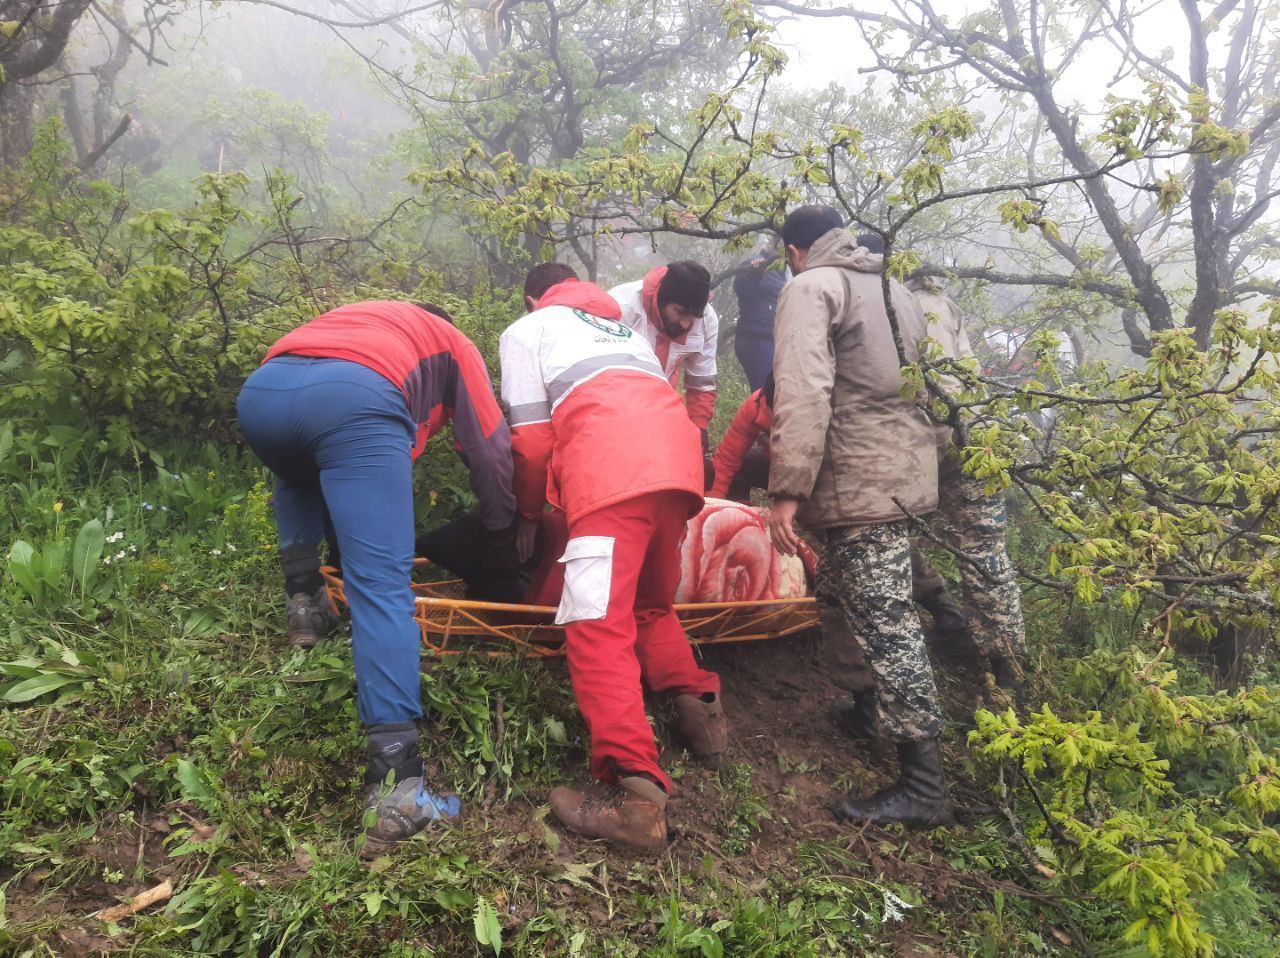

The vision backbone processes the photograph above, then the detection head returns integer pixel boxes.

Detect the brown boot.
[549,775,668,852]
[672,692,728,768]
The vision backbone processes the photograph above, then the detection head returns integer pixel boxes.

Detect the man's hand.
[515,517,540,564]
[767,496,801,555]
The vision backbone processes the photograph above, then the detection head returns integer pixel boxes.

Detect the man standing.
[907,273,1028,695]
[237,301,516,850]
[766,207,952,827]
[732,238,786,390]
[610,261,719,436]
[501,263,727,852]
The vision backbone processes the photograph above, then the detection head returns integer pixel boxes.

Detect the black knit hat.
[658,260,711,316]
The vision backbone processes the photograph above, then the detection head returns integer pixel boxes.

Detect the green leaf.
[4,672,86,703]
[71,519,105,595]
[175,758,218,810]
[6,540,45,604]
[473,895,502,955]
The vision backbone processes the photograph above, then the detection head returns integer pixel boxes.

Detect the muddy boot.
[286,586,339,649]
[672,692,728,768]
[834,738,954,828]
[361,723,462,856]
[549,775,668,852]
[989,652,1027,706]
[830,690,878,740]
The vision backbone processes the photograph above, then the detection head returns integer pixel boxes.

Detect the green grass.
[2,419,1278,957]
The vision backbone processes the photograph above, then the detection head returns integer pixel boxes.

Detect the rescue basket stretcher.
[321,559,818,658]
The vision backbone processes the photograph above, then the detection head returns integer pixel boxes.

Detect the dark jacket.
[733,254,786,336]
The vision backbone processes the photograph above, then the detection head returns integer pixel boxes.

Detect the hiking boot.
[362,777,462,856]
[286,586,339,649]
[672,692,728,767]
[549,775,668,852]
[834,738,955,828]
[830,690,878,740]
[989,652,1027,706]
[360,722,461,855]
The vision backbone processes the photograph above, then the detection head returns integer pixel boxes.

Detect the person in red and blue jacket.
[236,300,516,852]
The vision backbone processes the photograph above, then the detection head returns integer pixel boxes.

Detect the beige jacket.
[769,228,939,529]
[907,276,975,455]
[905,277,974,362]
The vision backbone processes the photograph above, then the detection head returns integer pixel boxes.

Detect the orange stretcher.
[321,559,818,657]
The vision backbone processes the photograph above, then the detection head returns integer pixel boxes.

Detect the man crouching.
[500,263,728,852]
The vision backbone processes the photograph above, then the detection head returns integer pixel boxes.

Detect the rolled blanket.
[676,498,815,603]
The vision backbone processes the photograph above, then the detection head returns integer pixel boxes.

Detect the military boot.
[672,692,728,768]
[286,586,339,649]
[834,738,954,828]
[361,723,461,856]
[830,690,878,740]
[549,775,668,852]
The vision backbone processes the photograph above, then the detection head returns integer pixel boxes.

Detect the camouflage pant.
[816,520,944,742]
[931,453,1027,663]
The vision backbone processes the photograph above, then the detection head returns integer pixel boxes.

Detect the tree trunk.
[0,81,37,165]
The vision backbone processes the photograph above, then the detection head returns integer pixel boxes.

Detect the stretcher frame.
[321,560,818,657]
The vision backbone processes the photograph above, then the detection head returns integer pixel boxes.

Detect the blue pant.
[236,356,422,727]
[735,330,774,391]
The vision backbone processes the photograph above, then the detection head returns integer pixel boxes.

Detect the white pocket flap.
[555,536,615,625]
[558,536,615,563]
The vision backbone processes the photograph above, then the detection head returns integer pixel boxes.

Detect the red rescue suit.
[499,279,719,790]
[709,388,772,499]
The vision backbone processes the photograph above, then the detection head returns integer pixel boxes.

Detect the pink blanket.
[524,499,815,606]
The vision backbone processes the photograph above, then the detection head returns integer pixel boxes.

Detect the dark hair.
[855,232,886,255]
[413,301,455,325]
[657,260,711,316]
[781,205,844,251]
[524,262,578,302]
[762,371,776,408]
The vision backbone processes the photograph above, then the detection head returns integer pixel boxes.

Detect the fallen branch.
[95,879,173,923]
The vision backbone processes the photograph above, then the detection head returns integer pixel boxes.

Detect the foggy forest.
[3,0,1280,954]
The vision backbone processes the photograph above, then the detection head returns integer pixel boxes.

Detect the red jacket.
[710,389,772,498]
[499,280,704,524]
[264,301,515,531]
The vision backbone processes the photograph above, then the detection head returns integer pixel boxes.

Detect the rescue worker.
[709,375,774,502]
[710,376,971,645]
[732,238,786,390]
[610,261,719,437]
[766,206,953,828]
[501,262,727,852]
[236,301,516,850]
[905,270,1028,696]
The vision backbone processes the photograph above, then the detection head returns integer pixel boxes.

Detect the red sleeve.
[511,422,554,521]
[711,393,763,498]
[685,388,716,432]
